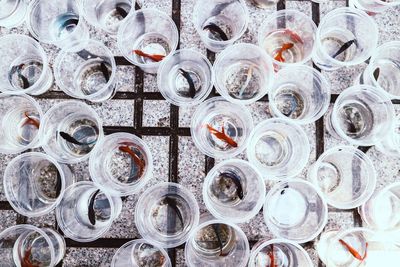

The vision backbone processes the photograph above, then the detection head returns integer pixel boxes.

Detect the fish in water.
[203,23,229,41]
[179,68,196,98]
[20,247,39,267]
[22,112,40,129]
[133,50,165,62]
[88,189,100,225]
[119,145,145,179]
[283,29,304,44]
[206,125,238,148]
[332,39,357,59]
[211,224,228,256]
[115,6,128,18]
[274,43,294,62]
[268,244,275,267]
[338,239,368,261]
[219,171,244,199]
[373,67,380,81]
[58,131,97,146]
[164,196,184,230]
[9,64,30,89]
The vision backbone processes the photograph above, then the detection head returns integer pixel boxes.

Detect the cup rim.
[202,159,266,223]
[157,48,215,107]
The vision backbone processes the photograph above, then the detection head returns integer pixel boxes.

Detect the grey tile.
[143,100,171,127]
[0,210,17,232]
[116,66,136,93]
[63,247,117,267]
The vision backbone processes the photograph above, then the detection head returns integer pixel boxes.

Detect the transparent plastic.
[0,0,28,28]
[349,0,400,14]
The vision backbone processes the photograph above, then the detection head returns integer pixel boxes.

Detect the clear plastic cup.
[258,10,317,69]
[246,118,310,181]
[0,34,53,95]
[357,41,400,100]
[79,0,133,35]
[327,85,395,146]
[56,181,122,242]
[111,239,172,267]
[269,65,331,124]
[312,7,378,71]
[185,214,250,267]
[27,0,90,49]
[3,152,73,217]
[117,8,179,74]
[89,132,153,197]
[54,39,117,102]
[39,100,104,164]
[193,0,249,53]
[0,224,65,266]
[308,146,376,209]
[203,159,265,223]
[317,228,374,267]
[213,43,274,105]
[349,0,400,15]
[249,0,279,8]
[0,94,43,154]
[248,238,313,267]
[157,49,214,107]
[191,97,254,159]
[0,0,28,28]
[135,182,200,248]
[263,179,328,243]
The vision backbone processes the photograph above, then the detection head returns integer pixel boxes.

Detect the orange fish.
[274,43,294,62]
[284,29,304,44]
[339,239,368,261]
[133,50,165,62]
[268,244,275,267]
[22,112,40,129]
[206,125,238,148]
[21,248,39,267]
[119,145,145,177]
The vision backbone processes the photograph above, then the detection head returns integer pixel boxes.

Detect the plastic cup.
[193,0,249,52]
[191,97,254,159]
[3,152,73,217]
[0,34,53,95]
[312,7,378,71]
[111,239,172,267]
[213,43,274,105]
[249,0,279,8]
[269,65,331,124]
[308,146,376,209]
[0,0,28,28]
[54,39,117,102]
[89,132,153,197]
[263,179,328,243]
[349,0,400,14]
[258,10,317,69]
[246,118,310,181]
[27,0,90,49]
[185,214,250,267]
[56,181,122,242]
[248,238,313,267]
[135,182,200,248]
[0,94,43,154]
[79,0,134,35]
[157,49,214,107]
[357,41,400,100]
[0,225,65,267]
[202,159,266,223]
[39,100,104,164]
[117,8,179,73]
[326,85,395,146]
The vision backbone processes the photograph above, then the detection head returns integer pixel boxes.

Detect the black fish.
[88,189,100,225]
[115,6,128,18]
[332,39,357,59]
[203,23,228,41]
[55,170,62,197]
[77,49,99,60]
[76,50,111,82]
[179,68,196,98]
[100,62,110,82]
[212,224,227,256]
[220,171,244,199]
[19,74,30,89]
[164,196,184,230]
[58,131,96,146]
[281,185,289,195]
[373,68,380,81]
[9,64,30,89]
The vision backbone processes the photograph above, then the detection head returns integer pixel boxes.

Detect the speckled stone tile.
[143,100,171,127]
[143,73,159,92]
[175,248,186,267]
[324,211,355,231]
[63,247,117,267]
[0,210,17,232]
[319,0,347,16]
[286,1,312,17]
[0,154,18,201]
[322,63,367,94]
[26,211,56,228]
[238,213,272,241]
[179,105,197,127]
[181,0,208,52]
[116,66,136,92]
[374,6,400,45]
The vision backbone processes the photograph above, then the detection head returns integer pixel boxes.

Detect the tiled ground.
[0,0,399,266]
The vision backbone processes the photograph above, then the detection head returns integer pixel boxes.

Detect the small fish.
[179,68,196,98]
[274,43,294,62]
[21,247,39,267]
[133,50,165,62]
[212,224,228,257]
[55,170,62,197]
[268,244,275,267]
[22,112,40,129]
[58,131,96,146]
[61,18,79,30]
[119,145,145,178]
[164,196,184,229]
[219,171,244,199]
[115,6,128,18]
[339,239,368,261]
[284,29,304,44]
[373,68,380,81]
[100,62,110,82]
[332,39,357,59]
[203,23,229,41]
[238,68,253,98]
[207,125,238,148]
[281,185,289,195]
[88,189,100,225]
[10,64,30,89]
